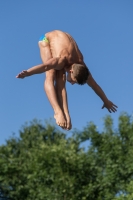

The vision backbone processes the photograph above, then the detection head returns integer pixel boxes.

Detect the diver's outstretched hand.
[102,100,118,113]
[16,70,29,79]
[16,70,29,78]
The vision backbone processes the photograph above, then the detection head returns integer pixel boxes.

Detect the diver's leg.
[44,70,67,128]
[39,39,67,129]
[55,70,72,130]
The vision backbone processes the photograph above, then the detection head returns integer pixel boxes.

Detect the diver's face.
[67,72,77,85]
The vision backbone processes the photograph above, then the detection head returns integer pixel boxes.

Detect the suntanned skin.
[38,40,71,130]
[16,30,118,129]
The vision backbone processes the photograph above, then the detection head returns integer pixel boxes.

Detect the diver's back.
[46,30,83,63]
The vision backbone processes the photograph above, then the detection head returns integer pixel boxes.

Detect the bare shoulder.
[54,56,67,70]
[58,56,68,66]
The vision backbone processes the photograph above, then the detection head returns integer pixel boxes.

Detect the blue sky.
[0,0,133,145]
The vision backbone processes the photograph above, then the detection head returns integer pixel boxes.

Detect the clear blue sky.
[0,0,133,145]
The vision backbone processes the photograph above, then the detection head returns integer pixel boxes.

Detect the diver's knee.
[45,70,56,79]
[44,71,56,89]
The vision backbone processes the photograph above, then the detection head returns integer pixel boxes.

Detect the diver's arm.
[87,75,118,113]
[16,57,66,78]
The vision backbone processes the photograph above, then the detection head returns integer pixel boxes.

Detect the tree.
[114,181,133,200]
[0,114,133,200]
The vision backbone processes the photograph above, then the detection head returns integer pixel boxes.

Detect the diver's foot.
[54,112,67,129]
[65,114,72,130]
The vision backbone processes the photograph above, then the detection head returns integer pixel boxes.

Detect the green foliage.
[114,181,133,200]
[0,113,133,200]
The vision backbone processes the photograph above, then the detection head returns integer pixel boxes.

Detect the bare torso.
[46,30,84,66]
